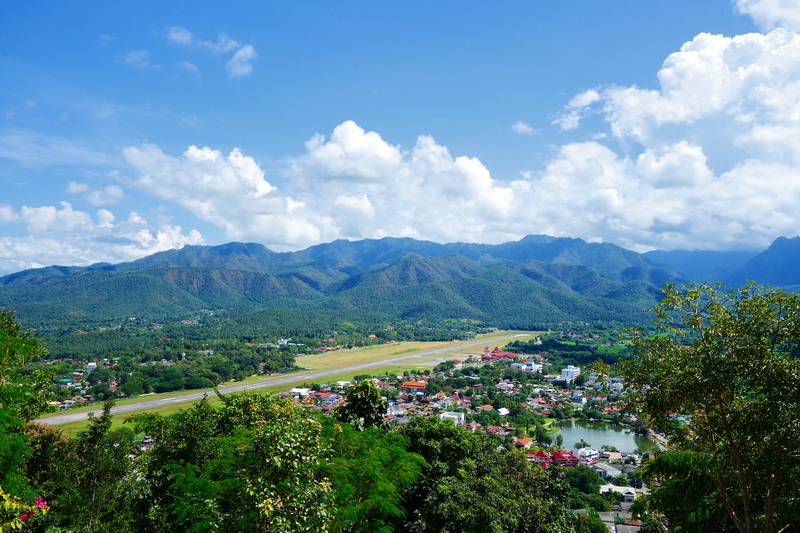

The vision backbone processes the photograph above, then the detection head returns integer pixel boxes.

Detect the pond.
[553,420,661,454]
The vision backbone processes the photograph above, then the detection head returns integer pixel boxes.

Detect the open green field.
[41,330,539,434]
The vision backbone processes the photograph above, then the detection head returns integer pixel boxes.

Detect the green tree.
[322,422,426,532]
[129,391,333,533]
[0,310,53,498]
[576,512,607,533]
[37,401,137,532]
[394,416,576,533]
[631,451,733,532]
[621,283,800,533]
[566,465,602,495]
[333,380,389,431]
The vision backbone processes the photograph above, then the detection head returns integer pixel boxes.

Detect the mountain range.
[2,234,798,330]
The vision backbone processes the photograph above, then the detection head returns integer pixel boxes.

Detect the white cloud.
[735,0,800,31]
[600,30,800,152]
[510,121,535,135]
[167,26,256,77]
[123,49,158,69]
[124,121,522,250]
[0,205,20,223]
[541,22,800,251]
[226,45,257,77]
[0,130,118,167]
[67,181,90,194]
[552,89,602,130]
[178,61,200,76]
[86,185,124,206]
[67,182,124,205]
[167,26,193,45]
[0,203,203,274]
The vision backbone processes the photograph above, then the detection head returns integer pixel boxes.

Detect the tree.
[0,310,53,498]
[333,380,389,431]
[393,417,576,532]
[631,451,733,532]
[566,465,602,495]
[40,401,137,532]
[130,391,334,533]
[321,422,426,533]
[620,283,800,533]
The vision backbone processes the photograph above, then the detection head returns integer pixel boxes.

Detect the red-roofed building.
[401,381,427,391]
[552,451,580,467]
[514,437,533,449]
[531,450,553,465]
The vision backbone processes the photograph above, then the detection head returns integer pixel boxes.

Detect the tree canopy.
[621,282,800,533]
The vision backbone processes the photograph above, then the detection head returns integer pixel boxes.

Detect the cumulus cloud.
[0,203,203,274]
[511,121,535,135]
[167,26,256,77]
[124,121,520,249]
[735,0,800,31]
[543,21,800,251]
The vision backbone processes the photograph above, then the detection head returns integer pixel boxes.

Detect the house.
[514,437,533,449]
[552,451,580,467]
[600,450,623,463]
[530,450,553,465]
[439,411,466,426]
[401,381,427,391]
[592,462,622,479]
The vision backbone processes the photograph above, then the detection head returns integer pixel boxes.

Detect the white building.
[439,411,465,426]
[575,447,600,464]
[523,361,544,373]
[561,365,581,382]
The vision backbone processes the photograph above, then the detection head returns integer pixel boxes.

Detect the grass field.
[41,330,539,434]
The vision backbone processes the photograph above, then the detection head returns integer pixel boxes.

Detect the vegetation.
[622,282,800,533]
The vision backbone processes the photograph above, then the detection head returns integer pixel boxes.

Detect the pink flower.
[20,514,30,521]
[35,497,47,508]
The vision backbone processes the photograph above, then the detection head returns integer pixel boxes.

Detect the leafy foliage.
[334,380,389,431]
[621,282,800,533]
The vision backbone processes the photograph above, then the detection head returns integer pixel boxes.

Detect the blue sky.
[2,0,799,274]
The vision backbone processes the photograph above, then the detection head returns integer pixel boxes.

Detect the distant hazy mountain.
[644,249,758,280]
[719,236,800,288]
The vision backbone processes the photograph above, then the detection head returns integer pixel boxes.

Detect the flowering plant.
[0,488,49,531]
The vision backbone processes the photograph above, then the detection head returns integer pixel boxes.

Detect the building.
[575,447,600,465]
[592,463,623,479]
[439,411,465,426]
[552,451,580,467]
[561,365,581,382]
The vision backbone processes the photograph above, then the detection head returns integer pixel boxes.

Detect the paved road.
[36,334,530,426]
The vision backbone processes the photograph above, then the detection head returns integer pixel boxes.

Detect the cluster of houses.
[278,347,645,482]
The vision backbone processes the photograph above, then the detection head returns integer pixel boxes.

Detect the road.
[36,333,530,426]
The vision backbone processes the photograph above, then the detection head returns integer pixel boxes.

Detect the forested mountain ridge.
[0,235,687,329]
[4,234,795,330]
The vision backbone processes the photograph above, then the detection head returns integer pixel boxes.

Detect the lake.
[554,420,662,453]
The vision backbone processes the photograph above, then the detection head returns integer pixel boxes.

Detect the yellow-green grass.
[297,330,537,371]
